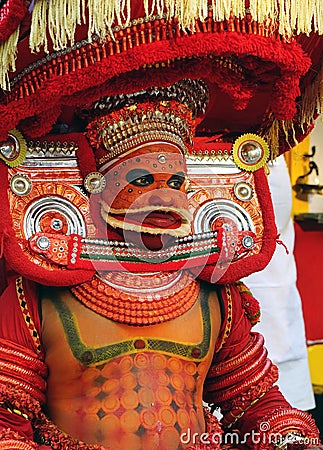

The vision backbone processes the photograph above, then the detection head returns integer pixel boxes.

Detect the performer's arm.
[0,276,50,449]
[204,282,321,449]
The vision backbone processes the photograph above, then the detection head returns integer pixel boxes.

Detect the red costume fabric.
[0,276,319,449]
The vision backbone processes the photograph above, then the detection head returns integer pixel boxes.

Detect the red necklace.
[70,271,199,325]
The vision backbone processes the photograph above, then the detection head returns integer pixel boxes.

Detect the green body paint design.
[50,286,213,366]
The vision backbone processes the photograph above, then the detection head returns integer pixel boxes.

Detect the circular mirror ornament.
[0,129,27,167]
[242,235,255,249]
[10,174,32,196]
[234,181,254,201]
[36,236,51,251]
[84,172,106,194]
[232,134,269,172]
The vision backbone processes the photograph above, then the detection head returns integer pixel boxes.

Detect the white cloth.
[243,155,315,410]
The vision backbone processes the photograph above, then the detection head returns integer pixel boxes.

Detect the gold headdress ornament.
[83,79,209,168]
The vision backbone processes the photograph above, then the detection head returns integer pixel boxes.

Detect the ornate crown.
[83,79,209,167]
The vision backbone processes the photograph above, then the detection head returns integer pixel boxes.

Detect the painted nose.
[148,190,174,206]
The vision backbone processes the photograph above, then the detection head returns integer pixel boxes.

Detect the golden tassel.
[30,0,133,51]
[265,62,323,156]
[29,0,50,53]
[47,0,82,50]
[87,0,131,40]
[213,0,244,21]
[290,1,306,34]
[279,0,292,36]
[263,118,280,159]
[314,0,323,34]
[28,0,323,54]
[301,63,323,129]
[293,0,310,36]
[263,117,298,158]
[281,119,298,149]
[249,0,276,26]
[0,27,20,91]
[248,0,323,37]
[280,0,323,37]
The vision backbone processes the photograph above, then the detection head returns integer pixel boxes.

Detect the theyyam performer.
[0,1,322,449]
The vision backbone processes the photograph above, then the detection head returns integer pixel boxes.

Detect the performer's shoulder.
[0,275,46,327]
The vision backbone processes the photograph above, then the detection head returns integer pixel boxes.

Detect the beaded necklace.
[70,270,200,326]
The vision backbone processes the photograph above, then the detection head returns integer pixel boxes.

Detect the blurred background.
[286,116,323,434]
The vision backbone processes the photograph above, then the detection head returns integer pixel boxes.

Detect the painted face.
[100,142,193,237]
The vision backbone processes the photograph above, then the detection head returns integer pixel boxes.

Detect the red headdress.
[0,1,322,286]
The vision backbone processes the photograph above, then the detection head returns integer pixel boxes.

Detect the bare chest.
[41,282,221,449]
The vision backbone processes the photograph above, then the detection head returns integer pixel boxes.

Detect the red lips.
[142,211,182,229]
[111,210,183,229]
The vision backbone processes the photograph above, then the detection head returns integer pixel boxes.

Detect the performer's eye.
[126,169,154,187]
[167,173,185,190]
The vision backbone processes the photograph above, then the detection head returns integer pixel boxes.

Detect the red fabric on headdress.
[0,0,27,43]
[0,0,321,156]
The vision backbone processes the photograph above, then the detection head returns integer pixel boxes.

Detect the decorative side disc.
[0,129,27,167]
[232,134,269,172]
